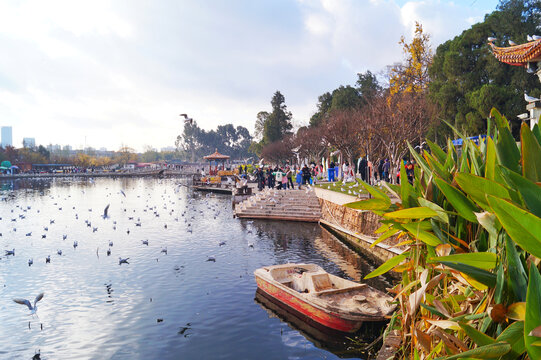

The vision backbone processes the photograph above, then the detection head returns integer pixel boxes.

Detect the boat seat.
[311,273,333,292]
[315,284,367,296]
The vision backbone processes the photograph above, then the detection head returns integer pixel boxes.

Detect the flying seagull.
[13,293,44,315]
[179,114,194,125]
[525,92,540,103]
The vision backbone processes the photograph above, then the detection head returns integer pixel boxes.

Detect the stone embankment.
[315,187,403,264]
[234,188,321,222]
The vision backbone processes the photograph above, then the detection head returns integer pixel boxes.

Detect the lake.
[0,177,392,360]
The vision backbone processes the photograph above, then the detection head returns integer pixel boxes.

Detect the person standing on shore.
[302,164,311,185]
[256,167,265,190]
[286,166,294,189]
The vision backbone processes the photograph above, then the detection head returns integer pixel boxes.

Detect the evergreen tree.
[428,0,541,140]
[263,91,293,143]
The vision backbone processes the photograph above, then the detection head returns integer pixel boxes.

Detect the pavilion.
[203,149,230,176]
[489,38,541,128]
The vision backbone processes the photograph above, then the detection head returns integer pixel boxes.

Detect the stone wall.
[319,198,381,236]
[314,187,403,265]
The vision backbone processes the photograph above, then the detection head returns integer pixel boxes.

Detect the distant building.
[63,145,72,151]
[161,146,176,152]
[23,137,36,148]
[1,126,12,147]
[47,144,61,153]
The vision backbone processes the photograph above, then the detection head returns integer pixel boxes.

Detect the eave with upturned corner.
[489,39,541,66]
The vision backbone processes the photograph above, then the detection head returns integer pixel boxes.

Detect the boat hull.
[255,275,363,333]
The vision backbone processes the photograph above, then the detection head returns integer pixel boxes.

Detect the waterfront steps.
[234,188,322,222]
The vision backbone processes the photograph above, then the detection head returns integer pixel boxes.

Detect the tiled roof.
[489,39,541,66]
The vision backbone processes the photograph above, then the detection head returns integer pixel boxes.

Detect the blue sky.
[0,0,500,152]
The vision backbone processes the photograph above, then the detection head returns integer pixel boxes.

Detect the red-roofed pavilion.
[203,149,230,175]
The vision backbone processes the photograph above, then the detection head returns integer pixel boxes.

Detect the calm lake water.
[0,177,392,360]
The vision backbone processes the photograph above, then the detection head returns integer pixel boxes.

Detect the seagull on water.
[5,249,15,256]
[119,257,129,265]
[103,204,110,219]
[13,293,44,315]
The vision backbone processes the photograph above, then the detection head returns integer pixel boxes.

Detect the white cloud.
[0,0,498,152]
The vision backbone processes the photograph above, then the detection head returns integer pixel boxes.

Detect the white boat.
[254,263,396,333]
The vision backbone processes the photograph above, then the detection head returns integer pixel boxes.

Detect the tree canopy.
[428,0,541,140]
[175,121,253,162]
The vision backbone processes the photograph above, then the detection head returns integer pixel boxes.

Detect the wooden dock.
[234,188,322,222]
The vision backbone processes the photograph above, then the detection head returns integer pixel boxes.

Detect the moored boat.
[254,263,396,333]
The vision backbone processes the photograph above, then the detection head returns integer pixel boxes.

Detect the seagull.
[13,293,44,315]
[5,249,15,256]
[57,249,62,256]
[118,257,129,265]
[161,247,168,255]
[219,241,226,246]
[207,256,216,262]
[487,37,497,43]
[45,255,50,263]
[142,239,149,246]
[103,204,110,219]
[28,258,33,266]
[63,234,67,240]
[527,35,533,41]
[120,190,126,197]
[107,248,111,256]
[179,114,194,124]
[73,241,78,249]
[508,39,517,46]
[109,241,113,247]
[525,92,540,103]
[534,35,541,41]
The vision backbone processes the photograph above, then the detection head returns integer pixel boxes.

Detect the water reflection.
[255,289,385,359]
[0,177,394,360]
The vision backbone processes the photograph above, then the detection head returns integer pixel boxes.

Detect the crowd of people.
[244,158,416,192]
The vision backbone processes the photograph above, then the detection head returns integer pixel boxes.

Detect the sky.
[0,0,500,152]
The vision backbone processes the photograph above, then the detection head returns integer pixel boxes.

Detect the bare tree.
[260,135,294,165]
[296,126,328,163]
[365,92,431,182]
